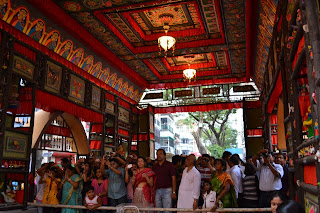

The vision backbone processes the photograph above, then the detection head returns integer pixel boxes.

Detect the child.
[84,186,102,213]
[202,181,216,212]
[91,168,108,206]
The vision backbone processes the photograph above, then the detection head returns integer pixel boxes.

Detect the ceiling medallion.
[158,13,175,57]
[183,64,196,82]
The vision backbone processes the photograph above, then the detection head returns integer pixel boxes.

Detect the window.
[161,118,167,124]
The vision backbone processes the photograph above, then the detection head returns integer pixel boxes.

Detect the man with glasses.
[275,152,289,198]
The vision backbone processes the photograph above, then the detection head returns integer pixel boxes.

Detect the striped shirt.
[197,166,212,187]
[242,175,258,200]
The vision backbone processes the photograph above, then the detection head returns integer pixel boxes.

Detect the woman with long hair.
[131,157,156,207]
[61,165,83,213]
[270,191,287,213]
[210,159,237,212]
[91,168,108,207]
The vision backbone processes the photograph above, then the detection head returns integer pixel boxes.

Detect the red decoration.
[118,99,131,110]
[36,89,103,123]
[292,37,305,70]
[139,134,149,141]
[45,125,71,137]
[6,173,24,181]
[91,124,103,133]
[267,74,282,114]
[304,165,317,186]
[150,133,154,140]
[14,42,36,62]
[118,128,129,136]
[245,101,261,108]
[271,134,277,145]
[131,145,137,150]
[155,102,243,114]
[270,114,277,124]
[247,129,262,136]
[105,92,115,102]
[299,95,310,117]
[90,140,101,150]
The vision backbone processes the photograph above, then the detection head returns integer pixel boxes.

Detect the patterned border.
[3,1,142,102]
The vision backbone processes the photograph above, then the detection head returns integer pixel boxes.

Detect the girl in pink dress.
[91,169,108,206]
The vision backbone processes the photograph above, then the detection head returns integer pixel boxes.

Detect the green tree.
[207,144,225,158]
[176,110,238,157]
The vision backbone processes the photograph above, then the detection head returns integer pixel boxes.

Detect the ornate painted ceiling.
[24,0,278,92]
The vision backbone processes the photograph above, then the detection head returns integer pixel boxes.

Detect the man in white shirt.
[177,154,201,211]
[228,155,244,202]
[253,149,284,208]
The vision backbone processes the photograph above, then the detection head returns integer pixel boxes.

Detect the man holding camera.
[197,154,214,189]
[253,149,284,208]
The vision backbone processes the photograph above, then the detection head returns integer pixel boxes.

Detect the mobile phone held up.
[127,164,133,169]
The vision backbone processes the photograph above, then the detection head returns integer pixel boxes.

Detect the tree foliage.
[176,110,238,157]
[207,144,225,158]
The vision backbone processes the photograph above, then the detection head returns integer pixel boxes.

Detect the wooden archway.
[32,110,89,154]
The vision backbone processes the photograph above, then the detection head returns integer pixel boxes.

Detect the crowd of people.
[34,148,305,213]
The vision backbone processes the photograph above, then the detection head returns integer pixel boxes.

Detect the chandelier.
[158,13,175,57]
[183,64,196,82]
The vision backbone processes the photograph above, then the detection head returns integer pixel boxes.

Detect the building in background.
[154,114,176,158]
[175,123,196,155]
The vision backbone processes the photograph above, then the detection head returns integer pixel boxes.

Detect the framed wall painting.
[45,61,62,93]
[106,102,115,113]
[174,89,193,98]
[6,136,27,153]
[118,107,130,123]
[305,192,319,213]
[69,74,85,104]
[13,55,35,79]
[91,86,101,109]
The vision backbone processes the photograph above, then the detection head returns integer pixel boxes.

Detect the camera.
[203,158,209,162]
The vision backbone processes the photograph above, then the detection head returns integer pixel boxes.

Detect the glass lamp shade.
[158,36,176,51]
[183,68,196,80]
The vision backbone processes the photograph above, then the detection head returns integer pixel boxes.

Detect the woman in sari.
[211,159,237,212]
[61,165,83,213]
[131,157,156,207]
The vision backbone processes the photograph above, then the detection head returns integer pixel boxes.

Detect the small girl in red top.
[84,186,102,213]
